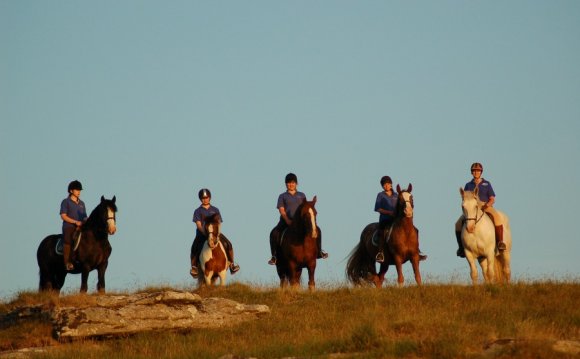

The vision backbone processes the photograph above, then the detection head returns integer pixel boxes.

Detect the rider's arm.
[483,196,495,210]
[279,207,291,225]
[61,213,82,227]
[195,220,205,235]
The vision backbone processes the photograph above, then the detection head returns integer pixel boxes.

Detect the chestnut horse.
[346,184,422,287]
[275,196,321,290]
[197,214,229,287]
[460,188,512,284]
[37,196,117,293]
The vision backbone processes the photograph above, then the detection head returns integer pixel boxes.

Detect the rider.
[374,176,398,263]
[190,188,240,277]
[268,173,328,265]
[60,180,87,271]
[374,176,427,263]
[455,162,506,257]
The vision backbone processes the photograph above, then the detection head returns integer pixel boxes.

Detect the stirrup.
[230,263,240,274]
[318,250,328,259]
[268,256,277,265]
[497,242,507,251]
[190,266,198,277]
[375,252,385,263]
[419,253,428,261]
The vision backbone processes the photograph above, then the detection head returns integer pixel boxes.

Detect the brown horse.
[37,196,117,293]
[275,196,320,290]
[346,184,423,287]
[197,214,229,287]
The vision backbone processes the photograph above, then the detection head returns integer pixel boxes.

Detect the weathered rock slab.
[52,291,269,339]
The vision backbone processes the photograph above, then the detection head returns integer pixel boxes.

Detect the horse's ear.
[112,196,116,204]
[101,195,105,203]
[396,184,401,193]
[407,183,412,192]
[312,195,317,204]
[459,188,464,196]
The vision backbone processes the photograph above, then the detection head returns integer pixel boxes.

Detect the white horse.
[198,217,229,287]
[460,188,512,284]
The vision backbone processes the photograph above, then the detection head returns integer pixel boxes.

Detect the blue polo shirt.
[375,190,398,223]
[193,205,222,236]
[277,191,306,219]
[60,197,87,231]
[464,178,495,202]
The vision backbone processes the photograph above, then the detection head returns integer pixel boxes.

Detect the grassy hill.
[1,281,579,358]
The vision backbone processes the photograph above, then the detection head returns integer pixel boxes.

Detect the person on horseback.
[455,162,507,257]
[190,188,240,277]
[375,176,427,263]
[60,180,87,271]
[268,173,328,265]
[374,176,398,263]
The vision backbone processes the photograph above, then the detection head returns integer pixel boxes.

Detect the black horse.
[37,196,117,293]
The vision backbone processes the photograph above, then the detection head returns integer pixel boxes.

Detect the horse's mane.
[84,198,117,233]
[462,190,485,208]
[204,213,221,225]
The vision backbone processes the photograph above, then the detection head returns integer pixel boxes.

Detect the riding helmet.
[68,180,83,192]
[285,173,298,183]
[198,188,211,199]
[380,176,392,186]
[470,162,483,172]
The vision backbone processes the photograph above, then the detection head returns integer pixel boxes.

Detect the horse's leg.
[395,260,405,287]
[502,252,511,283]
[80,270,89,293]
[465,253,479,284]
[205,271,213,286]
[96,261,108,294]
[219,270,227,286]
[376,263,388,288]
[411,255,422,286]
[291,267,302,288]
[486,253,496,284]
[307,261,316,291]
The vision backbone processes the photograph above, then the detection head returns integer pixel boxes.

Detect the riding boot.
[268,229,279,265]
[316,236,328,259]
[455,231,465,258]
[63,242,74,271]
[376,227,385,263]
[495,225,506,251]
[224,244,240,274]
[190,234,204,277]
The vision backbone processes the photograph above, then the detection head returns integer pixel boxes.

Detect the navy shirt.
[375,190,398,223]
[193,205,222,226]
[60,197,87,231]
[464,178,495,203]
[277,191,306,219]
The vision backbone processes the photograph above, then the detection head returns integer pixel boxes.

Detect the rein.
[464,204,485,226]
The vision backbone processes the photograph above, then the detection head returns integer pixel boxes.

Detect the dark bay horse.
[37,196,117,293]
[197,214,229,287]
[346,184,423,287]
[275,196,321,290]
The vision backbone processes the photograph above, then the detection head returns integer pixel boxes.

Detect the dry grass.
[1,281,579,358]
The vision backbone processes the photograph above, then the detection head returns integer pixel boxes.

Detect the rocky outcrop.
[2,291,269,340]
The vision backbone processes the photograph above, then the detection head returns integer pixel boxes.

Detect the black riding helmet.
[198,188,211,200]
[380,176,392,186]
[285,173,298,183]
[68,180,83,192]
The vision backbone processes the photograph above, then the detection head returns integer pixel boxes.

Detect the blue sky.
[1,1,579,298]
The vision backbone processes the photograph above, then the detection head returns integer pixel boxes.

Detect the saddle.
[55,231,82,255]
[371,224,394,247]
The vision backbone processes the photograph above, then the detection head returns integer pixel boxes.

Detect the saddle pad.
[55,233,82,255]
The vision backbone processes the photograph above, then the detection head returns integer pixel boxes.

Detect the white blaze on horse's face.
[207,223,220,249]
[107,207,117,235]
[462,192,478,233]
[401,192,413,217]
[308,208,318,238]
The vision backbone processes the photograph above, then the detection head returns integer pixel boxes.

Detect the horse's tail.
[345,240,372,285]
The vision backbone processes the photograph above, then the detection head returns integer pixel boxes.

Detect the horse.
[196,214,229,287]
[346,184,423,287]
[275,196,320,290]
[460,188,512,284]
[37,196,117,293]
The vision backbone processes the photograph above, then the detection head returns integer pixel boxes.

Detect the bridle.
[464,200,485,226]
